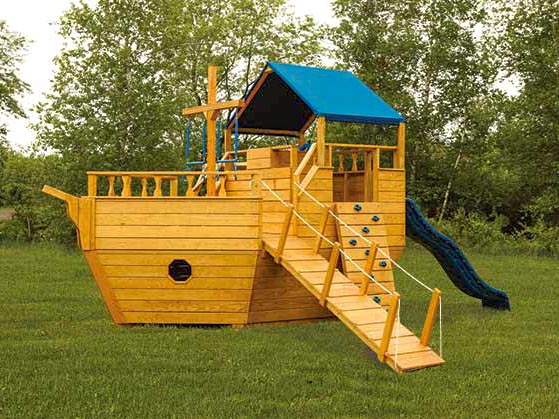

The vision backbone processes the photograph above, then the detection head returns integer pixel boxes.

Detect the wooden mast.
[206,66,218,196]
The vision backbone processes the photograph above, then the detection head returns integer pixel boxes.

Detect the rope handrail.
[294,182,434,293]
[259,180,394,296]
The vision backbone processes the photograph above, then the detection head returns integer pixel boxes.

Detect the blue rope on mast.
[216,118,222,162]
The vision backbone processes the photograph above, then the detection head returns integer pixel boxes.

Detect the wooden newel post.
[87,175,97,197]
[394,122,406,169]
[275,204,294,263]
[317,116,326,166]
[378,292,400,362]
[420,288,441,346]
[320,242,341,306]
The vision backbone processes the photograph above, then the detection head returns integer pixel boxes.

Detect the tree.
[331,0,497,214]
[0,20,30,142]
[35,0,324,195]
[490,0,559,225]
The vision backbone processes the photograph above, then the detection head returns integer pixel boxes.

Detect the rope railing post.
[361,242,378,295]
[320,242,341,306]
[421,288,442,346]
[378,292,400,362]
[313,205,330,254]
[87,175,97,197]
[275,203,294,263]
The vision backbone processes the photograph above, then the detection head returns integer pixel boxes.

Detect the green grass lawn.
[1,243,557,418]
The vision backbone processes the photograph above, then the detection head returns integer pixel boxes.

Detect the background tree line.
[0,0,558,254]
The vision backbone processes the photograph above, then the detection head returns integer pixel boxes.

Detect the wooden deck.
[262,234,444,373]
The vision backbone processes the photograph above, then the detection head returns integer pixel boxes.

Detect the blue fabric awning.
[268,62,405,126]
[228,62,405,135]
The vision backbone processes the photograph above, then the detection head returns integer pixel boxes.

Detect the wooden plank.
[181,99,244,116]
[97,252,257,266]
[122,311,247,325]
[108,277,254,290]
[96,225,259,239]
[104,265,256,278]
[248,306,331,323]
[97,238,261,251]
[118,300,249,313]
[239,127,299,136]
[115,288,251,301]
[96,199,260,214]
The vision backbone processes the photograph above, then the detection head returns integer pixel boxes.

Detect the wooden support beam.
[360,242,379,295]
[300,115,316,134]
[275,204,294,263]
[294,143,317,177]
[181,99,244,117]
[420,288,442,346]
[297,165,320,198]
[364,151,372,202]
[378,292,400,362]
[394,122,406,169]
[320,242,341,306]
[317,116,326,166]
[372,148,380,201]
[236,68,272,121]
[298,132,306,146]
[206,66,218,196]
[313,205,330,254]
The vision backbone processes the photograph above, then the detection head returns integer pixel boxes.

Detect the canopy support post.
[394,122,406,169]
[317,116,326,166]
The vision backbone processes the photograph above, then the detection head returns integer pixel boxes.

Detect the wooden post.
[372,148,380,201]
[378,292,400,362]
[320,242,341,306]
[206,66,218,196]
[394,122,406,169]
[420,288,442,346]
[170,177,179,197]
[317,116,326,166]
[87,175,97,197]
[275,204,294,263]
[289,145,298,203]
[364,151,372,202]
[360,242,379,295]
[298,132,306,146]
[313,205,330,254]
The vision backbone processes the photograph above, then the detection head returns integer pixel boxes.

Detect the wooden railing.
[326,143,400,173]
[86,171,259,198]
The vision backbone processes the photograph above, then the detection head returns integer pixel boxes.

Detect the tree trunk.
[438,146,463,222]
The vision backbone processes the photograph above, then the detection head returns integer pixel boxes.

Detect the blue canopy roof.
[267,62,405,126]
[228,62,405,135]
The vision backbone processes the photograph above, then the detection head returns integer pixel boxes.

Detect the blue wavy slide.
[405,198,511,310]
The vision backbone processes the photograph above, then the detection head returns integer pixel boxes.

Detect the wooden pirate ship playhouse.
[43,62,450,373]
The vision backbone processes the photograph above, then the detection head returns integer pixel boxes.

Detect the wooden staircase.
[262,233,445,373]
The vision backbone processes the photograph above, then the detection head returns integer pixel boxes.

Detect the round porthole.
[168,259,192,282]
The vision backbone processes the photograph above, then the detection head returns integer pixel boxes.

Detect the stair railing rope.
[260,180,394,296]
[294,182,434,293]
[259,178,402,363]
[294,181,443,358]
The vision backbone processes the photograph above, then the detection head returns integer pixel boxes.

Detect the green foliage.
[0,153,74,244]
[0,20,30,141]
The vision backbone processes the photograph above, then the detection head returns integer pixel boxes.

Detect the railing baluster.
[378,292,400,362]
[337,154,344,172]
[108,176,115,196]
[121,175,131,197]
[154,176,162,197]
[420,288,442,346]
[141,177,148,197]
[351,153,358,171]
[320,242,341,306]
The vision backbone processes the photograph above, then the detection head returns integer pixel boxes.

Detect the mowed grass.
[1,243,557,418]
